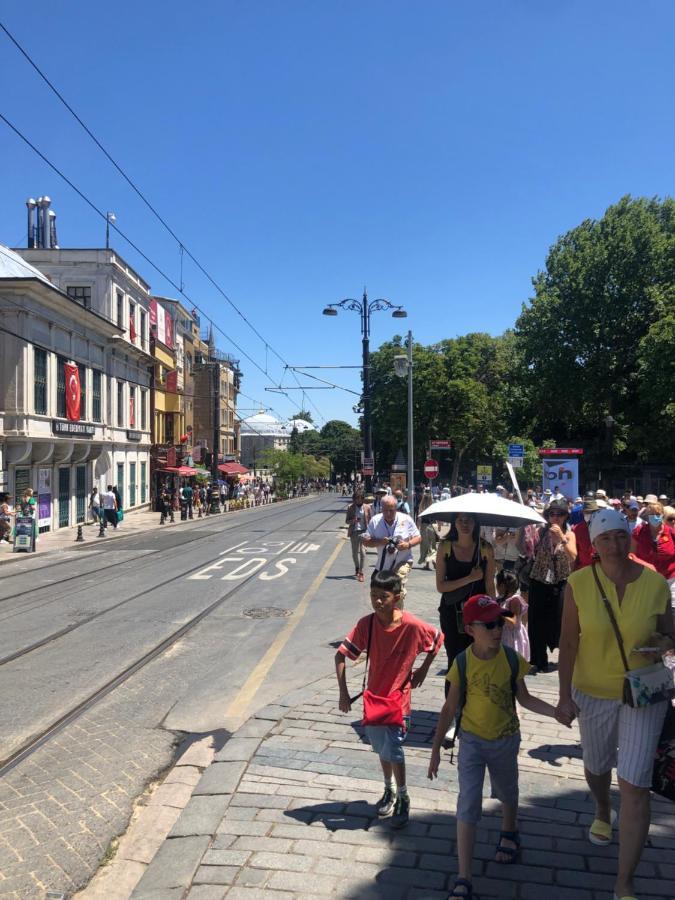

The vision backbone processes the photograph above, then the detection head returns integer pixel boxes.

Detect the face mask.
[648,515,663,527]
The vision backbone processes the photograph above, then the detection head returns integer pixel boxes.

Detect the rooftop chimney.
[26,198,37,248]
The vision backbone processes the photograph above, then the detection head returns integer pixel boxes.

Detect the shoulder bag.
[349,614,406,727]
[591,564,674,708]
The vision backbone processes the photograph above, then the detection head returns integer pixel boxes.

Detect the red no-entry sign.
[424,459,439,479]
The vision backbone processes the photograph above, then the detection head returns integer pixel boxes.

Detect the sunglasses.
[472,619,503,630]
[548,510,566,517]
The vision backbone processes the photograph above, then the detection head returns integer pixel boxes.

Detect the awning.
[218,462,249,476]
[158,466,198,476]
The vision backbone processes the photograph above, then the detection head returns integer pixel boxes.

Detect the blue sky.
[1,1,673,426]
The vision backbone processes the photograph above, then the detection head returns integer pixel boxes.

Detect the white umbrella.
[419,492,546,528]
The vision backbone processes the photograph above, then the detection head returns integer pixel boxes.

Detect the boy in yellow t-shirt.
[429,594,568,900]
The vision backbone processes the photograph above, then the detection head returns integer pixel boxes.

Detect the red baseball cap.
[462,594,504,626]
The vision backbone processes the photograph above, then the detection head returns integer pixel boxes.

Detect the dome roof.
[289,419,317,432]
[240,411,289,436]
[0,244,54,288]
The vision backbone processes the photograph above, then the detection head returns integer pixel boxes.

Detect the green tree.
[293,410,313,423]
[514,195,675,467]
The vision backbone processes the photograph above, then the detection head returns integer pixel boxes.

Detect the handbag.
[591,564,674,708]
[652,700,675,802]
[349,614,406,727]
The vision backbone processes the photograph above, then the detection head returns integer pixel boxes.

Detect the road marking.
[225,538,343,721]
[259,558,296,580]
[188,542,248,579]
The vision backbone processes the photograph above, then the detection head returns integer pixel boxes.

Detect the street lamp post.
[323,291,406,492]
[105,212,116,249]
[394,331,414,512]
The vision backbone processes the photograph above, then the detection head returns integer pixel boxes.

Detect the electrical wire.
[0,20,325,424]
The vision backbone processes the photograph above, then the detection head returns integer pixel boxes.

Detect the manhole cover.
[243,607,291,619]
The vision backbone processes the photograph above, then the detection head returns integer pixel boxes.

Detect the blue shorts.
[457,730,520,824]
[364,717,410,763]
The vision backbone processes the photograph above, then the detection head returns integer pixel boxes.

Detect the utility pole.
[407,330,414,510]
[361,291,373,493]
[210,362,221,513]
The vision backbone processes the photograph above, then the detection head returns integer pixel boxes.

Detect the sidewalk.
[99,565,673,900]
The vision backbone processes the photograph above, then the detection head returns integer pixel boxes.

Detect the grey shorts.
[457,731,520,825]
[572,687,668,787]
[364,717,410,764]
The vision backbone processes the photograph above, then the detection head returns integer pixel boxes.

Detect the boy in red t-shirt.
[335,569,443,828]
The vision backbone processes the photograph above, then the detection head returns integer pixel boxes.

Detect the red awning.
[159,466,198,476]
[218,462,249,476]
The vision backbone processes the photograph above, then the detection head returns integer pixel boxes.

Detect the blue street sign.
[508,443,524,457]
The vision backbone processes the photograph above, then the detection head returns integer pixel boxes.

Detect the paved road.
[0,495,366,899]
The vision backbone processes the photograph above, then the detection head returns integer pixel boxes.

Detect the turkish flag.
[64,362,81,422]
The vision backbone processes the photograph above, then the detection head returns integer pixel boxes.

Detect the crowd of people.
[337,481,675,900]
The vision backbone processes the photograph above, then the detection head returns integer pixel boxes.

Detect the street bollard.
[170,510,175,523]
[75,525,85,543]
[98,519,106,537]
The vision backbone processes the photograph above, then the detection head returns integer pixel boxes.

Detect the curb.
[128,675,336,899]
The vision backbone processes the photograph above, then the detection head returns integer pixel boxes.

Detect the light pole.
[323,291,407,492]
[105,212,116,249]
[394,331,414,512]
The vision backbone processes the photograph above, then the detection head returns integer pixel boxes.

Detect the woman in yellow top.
[556,509,674,900]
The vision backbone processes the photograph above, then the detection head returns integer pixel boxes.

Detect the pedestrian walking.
[429,594,565,899]
[556,508,675,900]
[345,491,372,582]
[527,498,577,673]
[631,499,675,607]
[101,484,118,529]
[435,513,496,690]
[572,497,600,569]
[159,487,171,524]
[0,502,12,543]
[89,487,101,524]
[336,569,443,830]
[362,495,421,606]
[182,482,194,519]
[497,570,530,661]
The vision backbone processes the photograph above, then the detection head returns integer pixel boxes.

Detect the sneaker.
[376,787,397,818]
[390,793,410,829]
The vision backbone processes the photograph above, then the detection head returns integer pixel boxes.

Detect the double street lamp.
[323,291,407,491]
[394,332,414,512]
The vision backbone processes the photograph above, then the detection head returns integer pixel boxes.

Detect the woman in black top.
[435,513,496,686]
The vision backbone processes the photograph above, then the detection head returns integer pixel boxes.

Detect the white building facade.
[1,244,153,529]
[239,412,316,470]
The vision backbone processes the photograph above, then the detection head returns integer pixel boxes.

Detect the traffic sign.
[362,465,374,476]
[508,443,524,457]
[423,459,439,479]
[508,456,524,468]
[430,440,451,449]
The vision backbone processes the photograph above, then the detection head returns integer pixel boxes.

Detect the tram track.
[0,498,338,664]
[0,495,323,607]
[0,503,344,777]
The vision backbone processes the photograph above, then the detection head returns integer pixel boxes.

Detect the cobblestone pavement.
[128,565,675,900]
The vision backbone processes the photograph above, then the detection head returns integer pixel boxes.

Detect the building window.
[78,364,87,420]
[116,290,124,327]
[141,461,147,503]
[34,347,48,414]
[117,380,124,428]
[140,309,146,349]
[67,285,91,308]
[57,355,67,417]
[140,389,147,431]
[129,385,136,427]
[92,370,102,422]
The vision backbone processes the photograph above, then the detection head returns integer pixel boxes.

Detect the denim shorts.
[457,730,520,824]
[364,717,410,763]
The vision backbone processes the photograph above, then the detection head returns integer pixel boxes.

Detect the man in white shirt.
[101,484,118,530]
[362,495,421,605]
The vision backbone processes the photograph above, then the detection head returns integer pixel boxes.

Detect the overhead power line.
[0,111,309,429]
[0,20,325,425]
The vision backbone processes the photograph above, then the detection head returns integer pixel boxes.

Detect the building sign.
[538,448,584,456]
[13,514,36,552]
[476,465,492,485]
[430,440,452,449]
[543,459,579,501]
[127,430,142,442]
[52,420,95,437]
[38,467,52,528]
[150,299,174,349]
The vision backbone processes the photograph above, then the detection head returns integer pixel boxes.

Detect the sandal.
[448,878,472,898]
[495,829,520,864]
[357,572,364,582]
[589,809,617,846]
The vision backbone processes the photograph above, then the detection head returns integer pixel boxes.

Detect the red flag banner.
[166,370,178,393]
[64,362,81,422]
[129,312,136,342]
[129,395,135,427]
